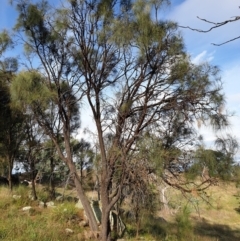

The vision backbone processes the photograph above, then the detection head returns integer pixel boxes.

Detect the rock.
[65,228,74,234]
[22,206,32,211]
[75,199,84,209]
[77,233,82,240]
[39,201,46,208]
[21,180,30,186]
[46,201,55,208]
[13,195,21,200]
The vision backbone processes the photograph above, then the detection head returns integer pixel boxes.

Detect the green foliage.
[141,215,168,239]
[187,146,236,181]
[37,188,50,203]
[175,206,193,241]
[0,30,12,56]
[11,71,54,111]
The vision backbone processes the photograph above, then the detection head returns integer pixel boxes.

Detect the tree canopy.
[1,0,237,240]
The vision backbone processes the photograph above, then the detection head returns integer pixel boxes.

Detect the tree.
[11,0,230,240]
[10,69,99,230]
[11,0,99,229]
[185,134,239,185]
[72,138,95,186]
[18,115,44,199]
[58,0,229,239]
[0,32,25,190]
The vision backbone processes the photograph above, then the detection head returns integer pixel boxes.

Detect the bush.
[175,206,193,241]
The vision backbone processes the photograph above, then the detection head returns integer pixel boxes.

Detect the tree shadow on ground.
[194,220,240,241]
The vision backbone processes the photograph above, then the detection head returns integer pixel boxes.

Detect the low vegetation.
[0,181,240,241]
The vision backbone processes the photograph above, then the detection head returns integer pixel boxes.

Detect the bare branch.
[212,35,240,46]
[179,15,240,46]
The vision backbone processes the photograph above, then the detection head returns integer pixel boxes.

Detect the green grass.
[0,186,85,241]
[1,181,240,241]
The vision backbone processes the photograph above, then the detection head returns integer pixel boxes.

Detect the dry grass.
[157,181,240,241]
[1,181,240,241]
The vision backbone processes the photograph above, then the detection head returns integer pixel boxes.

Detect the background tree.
[18,115,44,199]
[72,138,95,187]
[186,134,239,182]
[0,32,25,189]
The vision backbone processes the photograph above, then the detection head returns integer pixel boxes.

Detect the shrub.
[175,206,193,241]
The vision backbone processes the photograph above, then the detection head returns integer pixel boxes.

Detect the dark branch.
[178,15,240,46]
[212,35,240,46]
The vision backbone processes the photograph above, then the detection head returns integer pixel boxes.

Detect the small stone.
[75,199,84,209]
[46,201,55,207]
[39,201,45,208]
[13,195,21,200]
[65,228,74,234]
[22,206,32,211]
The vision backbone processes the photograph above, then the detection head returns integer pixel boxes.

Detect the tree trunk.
[49,156,55,199]
[101,179,111,241]
[8,163,13,191]
[30,159,37,200]
[69,163,99,232]
[101,207,111,241]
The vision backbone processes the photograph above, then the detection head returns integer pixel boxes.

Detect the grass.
[1,181,240,241]
[0,186,86,241]
[158,181,240,241]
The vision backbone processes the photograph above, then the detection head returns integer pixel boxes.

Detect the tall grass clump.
[0,187,12,209]
[51,202,79,222]
[175,206,193,241]
[12,185,32,207]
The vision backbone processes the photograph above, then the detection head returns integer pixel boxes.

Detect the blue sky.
[165,0,240,151]
[1,0,239,154]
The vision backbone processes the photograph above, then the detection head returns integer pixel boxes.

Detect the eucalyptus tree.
[10,0,230,240]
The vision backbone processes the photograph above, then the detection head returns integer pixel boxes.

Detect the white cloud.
[191,50,214,64]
